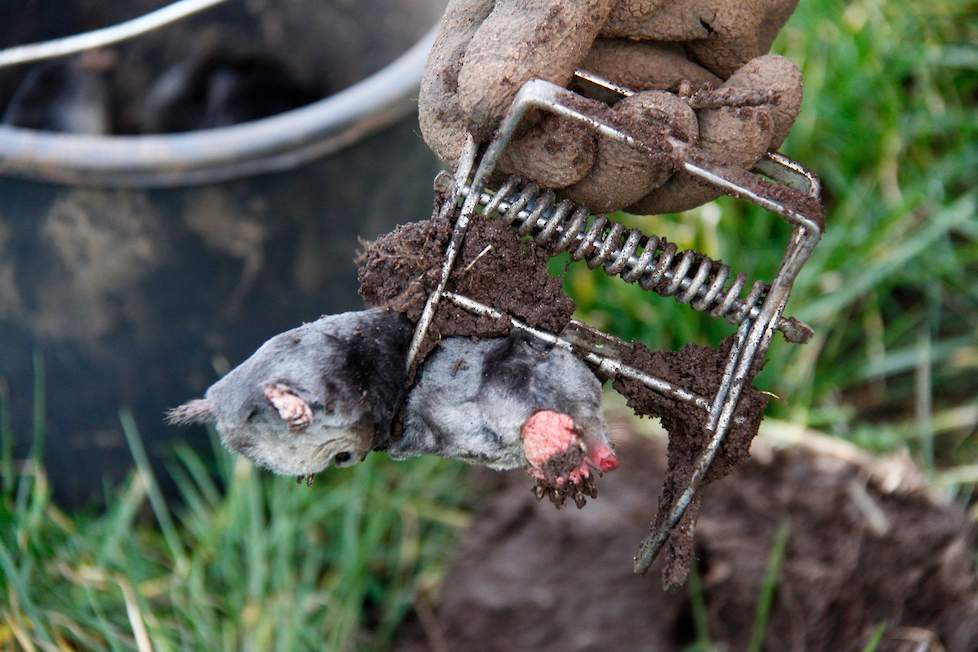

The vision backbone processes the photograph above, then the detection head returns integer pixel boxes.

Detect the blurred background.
[0,0,976,650]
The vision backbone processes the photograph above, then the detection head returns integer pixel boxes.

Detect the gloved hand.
[418,0,803,214]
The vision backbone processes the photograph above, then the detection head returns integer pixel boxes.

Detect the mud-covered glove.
[419,0,803,214]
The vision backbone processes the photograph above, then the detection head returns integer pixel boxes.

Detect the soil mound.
[396,429,978,652]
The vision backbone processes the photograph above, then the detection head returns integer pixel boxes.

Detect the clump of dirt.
[614,337,768,588]
[357,202,576,379]
[357,210,452,321]
[395,433,978,652]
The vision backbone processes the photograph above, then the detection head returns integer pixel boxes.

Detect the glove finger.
[602,0,718,41]
[582,39,721,91]
[499,114,597,189]
[720,54,801,148]
[563,91,698,211]
[457,0,614,142]
[685,0,800,77]
[631,61,781,215]
[601,0,799,78]
[629,106,771,215]
[418,0,494,166]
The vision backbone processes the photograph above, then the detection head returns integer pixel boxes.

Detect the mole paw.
[264,383,313,432]
[522,411,616,510]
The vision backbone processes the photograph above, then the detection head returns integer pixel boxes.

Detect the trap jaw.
[407,71,823,575]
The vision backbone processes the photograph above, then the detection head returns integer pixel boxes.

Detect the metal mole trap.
[406,70,824,575]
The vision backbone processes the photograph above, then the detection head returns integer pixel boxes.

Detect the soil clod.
[614,337,768,588]
[357,204,575,381]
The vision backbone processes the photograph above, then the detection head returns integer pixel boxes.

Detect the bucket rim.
[0,29,436,188]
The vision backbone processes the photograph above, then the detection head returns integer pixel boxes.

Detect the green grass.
[2,0,977,649]
[747,520,792,652]
[684,556,713,652]
[1,400,470,650]
[861,623,888,652]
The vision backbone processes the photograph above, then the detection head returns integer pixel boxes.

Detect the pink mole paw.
[264,383,312,432]
[521,410,577,467]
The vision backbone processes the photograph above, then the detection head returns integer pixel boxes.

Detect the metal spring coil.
[477,176,769,326]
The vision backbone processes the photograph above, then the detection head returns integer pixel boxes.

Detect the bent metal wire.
[406,70,824,576]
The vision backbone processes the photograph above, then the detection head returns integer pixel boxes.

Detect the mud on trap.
[405,70,824,576]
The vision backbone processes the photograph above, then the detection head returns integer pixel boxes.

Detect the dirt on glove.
[395,432,978,652]
[562,90,699,211]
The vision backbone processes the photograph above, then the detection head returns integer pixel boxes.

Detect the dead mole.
[168,308,618,506]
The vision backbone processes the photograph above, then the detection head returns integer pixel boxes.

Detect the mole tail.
[165,399,215,425]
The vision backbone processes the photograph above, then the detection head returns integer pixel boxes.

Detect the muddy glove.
[419,0,803,213]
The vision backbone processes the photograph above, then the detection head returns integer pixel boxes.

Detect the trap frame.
[406,71,824,575]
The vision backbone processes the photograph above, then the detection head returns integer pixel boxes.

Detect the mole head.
[167,311,408,477]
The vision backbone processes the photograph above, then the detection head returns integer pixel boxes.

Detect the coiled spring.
[469,175,770,327]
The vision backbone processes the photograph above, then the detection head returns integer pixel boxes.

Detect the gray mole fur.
[169,308,609,476]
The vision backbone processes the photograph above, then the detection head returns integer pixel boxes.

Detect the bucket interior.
[0,0,445,133]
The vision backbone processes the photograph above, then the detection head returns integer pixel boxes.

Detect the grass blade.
[861,623,887,652]
[747,520,791,652]
[0,379,13,495]
[687,556,712,651]
[0,537,55,647]
[119,410,188,571]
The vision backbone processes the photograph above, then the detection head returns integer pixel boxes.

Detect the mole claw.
[305,474,315,487]
[574,493,587,509]
[549,487,564,507]
[584,477,598,498]
[533,484,546,500]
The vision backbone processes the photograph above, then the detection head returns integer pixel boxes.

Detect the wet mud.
[614,338,768,588]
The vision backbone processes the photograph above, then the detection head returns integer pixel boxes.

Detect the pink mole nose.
[589,442,619,472]
[599,454,619,472]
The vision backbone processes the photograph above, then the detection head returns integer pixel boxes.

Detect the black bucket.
[0,0,446,503]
